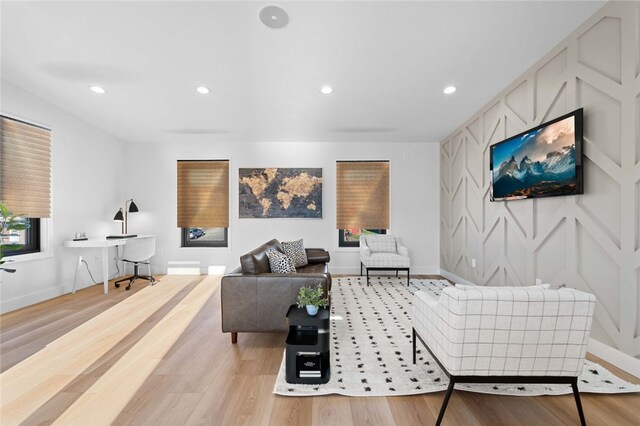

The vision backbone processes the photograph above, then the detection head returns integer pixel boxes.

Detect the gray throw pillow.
[266,249,297,273]
[282,238,308,268]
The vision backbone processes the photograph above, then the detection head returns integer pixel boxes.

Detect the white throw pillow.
[266,249,296,273]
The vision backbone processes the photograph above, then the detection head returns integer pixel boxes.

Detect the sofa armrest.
[360,246,371,259]
[413,290,463,373]
[397,244,409,258]
[305,248,330,264]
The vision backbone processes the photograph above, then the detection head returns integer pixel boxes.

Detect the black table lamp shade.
[112,199,139,234]
[113,208,124,222]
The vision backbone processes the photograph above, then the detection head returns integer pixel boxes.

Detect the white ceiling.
[1,1,605,144]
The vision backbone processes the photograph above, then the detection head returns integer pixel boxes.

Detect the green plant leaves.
[296,283,328,309]
[0,201,31,274]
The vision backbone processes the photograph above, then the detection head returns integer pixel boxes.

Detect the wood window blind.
[0,116,52,218]
[177,160,229,228]
[336,160,389,229]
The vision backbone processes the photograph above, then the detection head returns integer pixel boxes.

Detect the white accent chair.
[360,234,410,286]
[412,285,596,426]
[115,236,156,290]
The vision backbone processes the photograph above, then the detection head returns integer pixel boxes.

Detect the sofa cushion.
[296,262,328,274]
[282,239,308,268]
[240,239,284,274]
[266,249,296,273]
[366,235,397,253]
[362,252,410,268]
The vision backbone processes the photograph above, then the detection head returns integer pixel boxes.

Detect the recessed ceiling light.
[443,86,457,95]
[320,86,333,95]
[196,86,211,94]
[89,85,106,94]
[259,6,289,29]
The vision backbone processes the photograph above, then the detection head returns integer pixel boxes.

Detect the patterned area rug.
[273,276,640,397]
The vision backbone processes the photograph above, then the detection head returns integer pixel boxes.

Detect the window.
[0,115,51,257]
[336,160,390,246]
[4,218,40,256]
[181,227,228,248]
[338,228,386,248]
[177,160,229,248]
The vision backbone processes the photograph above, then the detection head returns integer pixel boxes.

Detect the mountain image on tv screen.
[490,110,582,201]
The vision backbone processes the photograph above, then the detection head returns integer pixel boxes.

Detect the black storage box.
[285,306,330,384]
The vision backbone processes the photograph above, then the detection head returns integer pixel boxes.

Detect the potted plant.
[0,202,30,274]
[296,284,329,316]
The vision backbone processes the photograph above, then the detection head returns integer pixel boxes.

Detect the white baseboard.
[207,265,227,275]
[0,282,81,314]
[438,269,477,286]
[330,266,440,275]
[588,338,640,379]
[167,260,200,275]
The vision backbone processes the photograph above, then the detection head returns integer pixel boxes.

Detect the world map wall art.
[239,168,323,218]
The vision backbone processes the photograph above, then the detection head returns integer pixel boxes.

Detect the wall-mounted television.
[490,108,583,201]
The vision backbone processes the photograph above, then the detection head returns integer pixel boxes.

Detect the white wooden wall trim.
[440,1,640,360]
[438,269,477,287]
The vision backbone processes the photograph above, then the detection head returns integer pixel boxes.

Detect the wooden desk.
[64,238,130,294]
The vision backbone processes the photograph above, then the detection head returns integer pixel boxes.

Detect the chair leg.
[125,264,140,291]
[360,262,363,276]
[436,379,456,426]
[412,328,416,364]
[366,268,370,286]
[571,378,587,426]
[114,275,130,288]
[407,269,410,287]
[124,264,155,290]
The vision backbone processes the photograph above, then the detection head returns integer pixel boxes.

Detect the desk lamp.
[109,199,138,239]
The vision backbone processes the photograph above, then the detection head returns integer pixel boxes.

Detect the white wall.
[124,140,440,275]
[1,80,126,312]
[440,2,640,361]
[0,81,440,311]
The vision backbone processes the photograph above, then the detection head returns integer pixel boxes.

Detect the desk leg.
[102,246,109,294]
[72,255,83,294]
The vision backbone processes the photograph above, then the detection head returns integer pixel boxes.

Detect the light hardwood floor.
[1,275,639,425]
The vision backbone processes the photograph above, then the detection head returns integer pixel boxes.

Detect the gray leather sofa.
[221,239,331,343]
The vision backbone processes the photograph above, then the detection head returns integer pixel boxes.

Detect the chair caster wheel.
[115,283,120,288]
[125,285,131,291]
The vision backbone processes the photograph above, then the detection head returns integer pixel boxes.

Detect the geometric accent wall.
[440,1,640,359]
